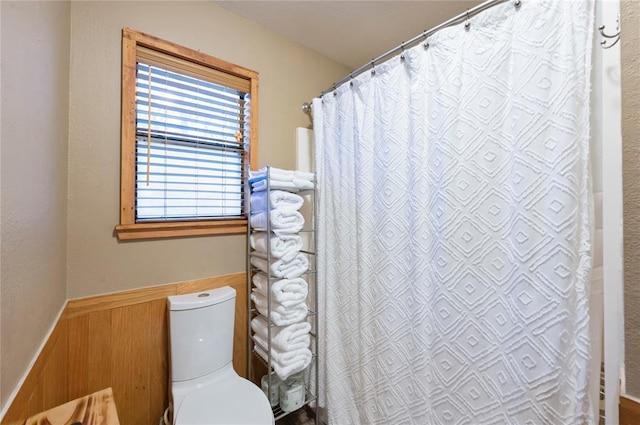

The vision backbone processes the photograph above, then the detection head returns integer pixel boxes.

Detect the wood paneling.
[67,310,113,400]
[65,285,175,318]
[111,303,151,425]
[621,395,640,425]
[41,322,69,411]
[149,298,169,422]
[176,272,244,295]
[1,272,247,425]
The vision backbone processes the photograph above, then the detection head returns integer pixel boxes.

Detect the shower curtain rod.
[312,0,514,100]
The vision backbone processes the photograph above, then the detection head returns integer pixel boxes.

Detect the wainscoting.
[620,395,640,425]
[1,272,247,425]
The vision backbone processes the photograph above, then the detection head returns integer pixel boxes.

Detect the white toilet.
[168,286,275,425]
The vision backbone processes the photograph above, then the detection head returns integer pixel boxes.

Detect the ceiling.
[214,1,484,70]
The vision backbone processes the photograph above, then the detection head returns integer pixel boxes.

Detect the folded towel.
[250,253,309,279]
[251,178,314,192]
[251,316,311,352]
[253,331,309,353]
[252,272,308,307]
[250,167,314,192]
[255,342,312,366]
[252,332,309,355]
[251,290,307,315]
[251,167,315,183]
[251,232,303,262]
[254,344,312,381]
[250,209,305,235]
[251,292,308,326]
[252,285,305,309]
[250,190,304,212]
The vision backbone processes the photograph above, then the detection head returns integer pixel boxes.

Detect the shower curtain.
[313,1,595,424]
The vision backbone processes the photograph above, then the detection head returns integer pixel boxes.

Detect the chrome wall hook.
[599,14,621,49]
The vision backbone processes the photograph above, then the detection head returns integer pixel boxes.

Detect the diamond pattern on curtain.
[314,0,595,424]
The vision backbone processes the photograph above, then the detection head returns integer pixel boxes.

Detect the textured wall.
[66,1,350,299]
[0,0,70,411]
[622,0,640,398]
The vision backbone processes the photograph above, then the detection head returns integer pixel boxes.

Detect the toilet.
[168,286,274,425]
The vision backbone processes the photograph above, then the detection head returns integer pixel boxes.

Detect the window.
[116,28,258,240]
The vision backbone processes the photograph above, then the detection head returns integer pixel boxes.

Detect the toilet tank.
[168,286,236,382]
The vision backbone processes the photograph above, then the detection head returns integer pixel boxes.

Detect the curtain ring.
[514,0,522,8]
[371,60,376,76]
[400,42,405,62]
[464,10,471,30]
[422,31,430,49]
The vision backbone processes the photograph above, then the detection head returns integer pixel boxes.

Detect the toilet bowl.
[168,286,274,425]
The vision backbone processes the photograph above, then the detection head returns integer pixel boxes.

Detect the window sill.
[115,219,247,241]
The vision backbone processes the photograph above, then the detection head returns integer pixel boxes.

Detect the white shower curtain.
[313,1,595,424]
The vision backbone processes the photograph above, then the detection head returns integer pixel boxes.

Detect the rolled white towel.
[251,290,296,315]
[250,190,304,212]
[251,284,305,308]
[251,292,308,326]
[250,209,304,234]
[254,344,312,381]
[250,232,302,262]
[252,272,308,307]
[250,253,309,279]
[252,331,309,355]
[251,316,311,352]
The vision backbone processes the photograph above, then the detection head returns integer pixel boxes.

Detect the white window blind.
[135,61,250,221]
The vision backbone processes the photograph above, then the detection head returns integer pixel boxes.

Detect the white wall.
[0,0,70,411]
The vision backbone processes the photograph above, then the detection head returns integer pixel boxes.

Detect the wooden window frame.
[115,28,258,241]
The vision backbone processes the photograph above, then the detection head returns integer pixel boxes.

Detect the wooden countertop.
[25,387,120,425]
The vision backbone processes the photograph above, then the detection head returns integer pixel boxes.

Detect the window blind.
[135,62,250,221]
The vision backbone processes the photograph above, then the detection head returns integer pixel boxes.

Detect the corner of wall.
[0,0,71,412]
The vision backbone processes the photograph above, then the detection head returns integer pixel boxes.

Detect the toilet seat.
[174,366,274,425]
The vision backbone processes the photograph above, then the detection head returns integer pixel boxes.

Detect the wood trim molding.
[117,27,258,241]
[122,28,259,81]
[119,29,137,226]
[620,395,640,425]
[1,272,247,425]
[65,285,176,318]
[249,76,259,170]
[66,272,246,318]
[176,272,245,294]
[114,219,247,240]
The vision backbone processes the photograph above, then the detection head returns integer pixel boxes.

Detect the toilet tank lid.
[168,286,236,311]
